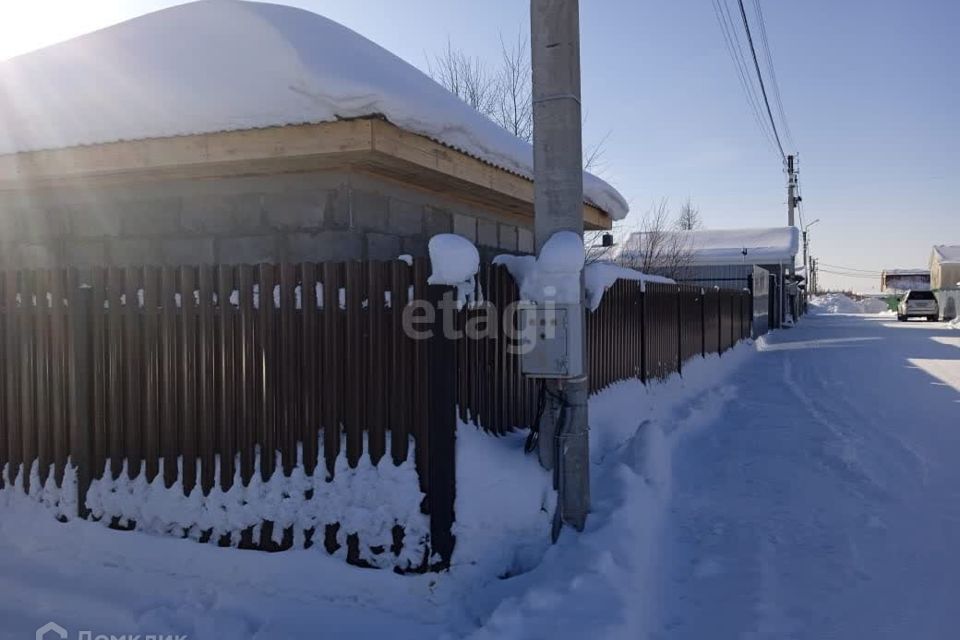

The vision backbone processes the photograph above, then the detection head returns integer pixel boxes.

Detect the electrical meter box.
[516,302,585,379]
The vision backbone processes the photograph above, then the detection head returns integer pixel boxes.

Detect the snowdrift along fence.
[0,260,751,569]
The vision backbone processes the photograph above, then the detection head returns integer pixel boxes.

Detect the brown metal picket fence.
[0,261,752,569]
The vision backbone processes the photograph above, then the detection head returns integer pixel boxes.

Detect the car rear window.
[908,291,936,300]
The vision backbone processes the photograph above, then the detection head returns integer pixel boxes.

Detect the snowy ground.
[809,292,892,315]
[3,311,958,639]
[652,313,960,639]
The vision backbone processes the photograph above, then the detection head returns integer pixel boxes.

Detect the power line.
[818,263,882,274]
[735,0,786,160]
[711,0,779,155]
[750,0,795,150]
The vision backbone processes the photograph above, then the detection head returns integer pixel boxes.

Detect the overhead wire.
[711,0,779,155]
[735,0,787,161]
[818,263,882,274]
[750,0,795,150]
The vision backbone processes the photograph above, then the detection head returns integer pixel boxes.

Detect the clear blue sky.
[2,0,957,291]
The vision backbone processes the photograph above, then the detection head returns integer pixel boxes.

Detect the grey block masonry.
[0,170,534,268]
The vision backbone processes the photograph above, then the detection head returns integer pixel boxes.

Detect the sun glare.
[0,0,150,61]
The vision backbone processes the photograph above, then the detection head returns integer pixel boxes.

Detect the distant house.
[0,1,626,270]
[613,226,800,327]
[880,269,930,293]
[614,226,799,288]
[929,246,960,290]
[929,246,960,320]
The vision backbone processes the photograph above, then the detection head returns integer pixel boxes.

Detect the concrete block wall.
[0,170,534,269]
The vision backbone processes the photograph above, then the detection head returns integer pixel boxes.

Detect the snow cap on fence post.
[492,230,586,304]
[427,234,480,309]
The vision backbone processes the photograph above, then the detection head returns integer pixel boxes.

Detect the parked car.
[897,290,939,321]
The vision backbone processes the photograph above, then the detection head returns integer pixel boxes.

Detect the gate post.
[700,288,706,358]
[426,284,457,569]
[67,271,93,519]
[676,287,683,375]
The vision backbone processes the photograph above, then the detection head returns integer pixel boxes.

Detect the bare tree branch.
[494,30,532,142]
[430,36,608,170]
[608,199,694,279]
[428,39,499,119]
[675,198,703,231]
[583,129,611,172]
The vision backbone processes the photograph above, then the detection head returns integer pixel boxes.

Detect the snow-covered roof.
[931,245,960,265]
[616,226,799,266]
[0,0,628,220]
[882,269,929,277]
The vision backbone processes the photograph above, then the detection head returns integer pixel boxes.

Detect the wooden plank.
[197,265,216,493]
[142,267,160,483]
[179,266,197,495]
[2,120,375,186]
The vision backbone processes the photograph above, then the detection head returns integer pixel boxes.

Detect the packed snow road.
[653,313,960,639]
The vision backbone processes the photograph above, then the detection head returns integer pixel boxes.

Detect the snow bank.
[0,0,627,221]
[583,262,675,311]
[809,293,890,315]
[81,434,429,568]
[494,231,585,304]
[1,459,77,521]
[453,424,553,576]
[463,341,757,639]
[428,234,480,307]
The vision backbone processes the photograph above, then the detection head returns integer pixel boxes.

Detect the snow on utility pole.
[530,0,589,531]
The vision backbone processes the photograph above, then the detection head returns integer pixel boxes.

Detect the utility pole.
[787,154,798,228]
[530,0,589,532]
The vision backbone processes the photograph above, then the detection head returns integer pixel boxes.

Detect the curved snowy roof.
[0,0,628,220]
[617,226,800,266]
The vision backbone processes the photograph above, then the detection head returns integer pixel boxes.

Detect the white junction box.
[516,302,584,379]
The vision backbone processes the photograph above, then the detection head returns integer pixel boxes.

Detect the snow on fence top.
[0,0,628,221]
[615,226,800,266]
[931,246,960,265]
[494,231,585,304]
